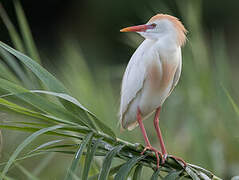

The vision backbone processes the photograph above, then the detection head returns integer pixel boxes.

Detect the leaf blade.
[82,138,102,180]
[0,48,31,87]
[65,132,94,180]
[14,0,41,63]
[222,86,239,116]
[28,139,64,154]
[0,3,25,52]
[132,164,143,180]
[114,155,147,180]
[1,125,63,179]
[0,42,100,130]
[0,78,89,127]
[185,167,200,180]
[162,170,182,180]
[0,60,20,83]
[98,145,124,180]
[15,162,40,180]
[151,168,161,180]
[30,90,97,130]
[30,90,115,136]
[0,41,67,93]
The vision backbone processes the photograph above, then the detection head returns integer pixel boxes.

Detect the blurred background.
[0,0,239,179]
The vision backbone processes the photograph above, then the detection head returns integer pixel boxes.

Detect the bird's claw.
[140,145,163,169]
[168,155,187,167]
[140,147,187,168]
[161,153,167,164]
[141,145,152,155]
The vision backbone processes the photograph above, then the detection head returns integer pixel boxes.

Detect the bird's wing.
[119,40,156,123]
[168,51,182,95]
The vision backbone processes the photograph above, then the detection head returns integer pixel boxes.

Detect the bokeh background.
[0,0,239,179]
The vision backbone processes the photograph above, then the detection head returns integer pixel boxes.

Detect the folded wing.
[119,40,155,128]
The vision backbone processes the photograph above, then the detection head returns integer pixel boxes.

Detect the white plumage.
[119,14,186,130]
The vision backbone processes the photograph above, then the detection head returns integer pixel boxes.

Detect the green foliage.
[82,137,102,180]
[13,0,41,64]
[132,164,143,180]
[0,1,238,180]
[114,155,147,180]
[65,132,93,180]
[0,40,221,179]
[1,125,63,179]
[98,145,124,180]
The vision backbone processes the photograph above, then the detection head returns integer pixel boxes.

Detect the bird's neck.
[150,35,179,57]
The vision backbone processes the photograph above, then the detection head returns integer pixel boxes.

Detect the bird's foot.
[141,147,187,168]
[167,154,187,167]
[141,145,162,168]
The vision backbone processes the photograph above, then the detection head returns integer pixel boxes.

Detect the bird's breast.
[147,57,177,92]
[160,61,178,89]
[139,58,178,116]
[147,60,162,90]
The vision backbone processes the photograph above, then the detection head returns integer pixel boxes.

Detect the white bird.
[119,14,187,168]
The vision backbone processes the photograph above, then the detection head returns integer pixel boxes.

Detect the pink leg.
[153,107,167,156]
[154,107,187,167]
[137,107,151,146]
[137,107,161,168]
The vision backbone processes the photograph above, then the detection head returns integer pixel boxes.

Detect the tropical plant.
[0,0,238,179]
[0,40,223,180]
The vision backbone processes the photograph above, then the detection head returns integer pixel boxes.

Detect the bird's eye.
[151,23,157,28]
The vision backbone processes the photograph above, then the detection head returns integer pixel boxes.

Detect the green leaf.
[151,168,161,180]
[65,132,94,180]
[4,121,49,128]
[0,41,67,93]
[0,48,31,87]
[0,60,20,83]
[0,3,25,52]
[0,96,79,126]
[0,124,81,140]
[98,145,124,180]
[1,90,100,131]
[32,144,78,151]
[0,152,47,167]
[0,172,16,180]
[32,153,55,176]
[0,97,49,120]
[28,139,64,154]
[222,86,239,117]
[162,170,182,180]
[15,162,40,180]
[0,2,39,88]
[184,167,200,180]
[14,0,41,64]
[132,164,143,180]
[0,125,63,179]
[39,150,76,155]
[30,90,97,130]
[88,164,123,180]
[188,164,218,179]
[90,115,116,138]
[0,78,89,127]
[114,155,147,180]
[30,90,94,114]
[30,90,115,137]
[82,138,102,180]
[71,174,81,180]
[0,42,100,129]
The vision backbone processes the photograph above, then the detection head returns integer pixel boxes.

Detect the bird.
[119,14,187,168]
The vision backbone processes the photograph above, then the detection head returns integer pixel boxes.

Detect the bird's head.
[120,14,187,46]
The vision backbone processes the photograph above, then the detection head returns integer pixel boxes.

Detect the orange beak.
[120,24,155,32]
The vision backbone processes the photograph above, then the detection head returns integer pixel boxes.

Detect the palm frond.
[0,42,222,179]
[0,1,228,179]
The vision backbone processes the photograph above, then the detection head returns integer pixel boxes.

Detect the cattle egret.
[119,14,187,168]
